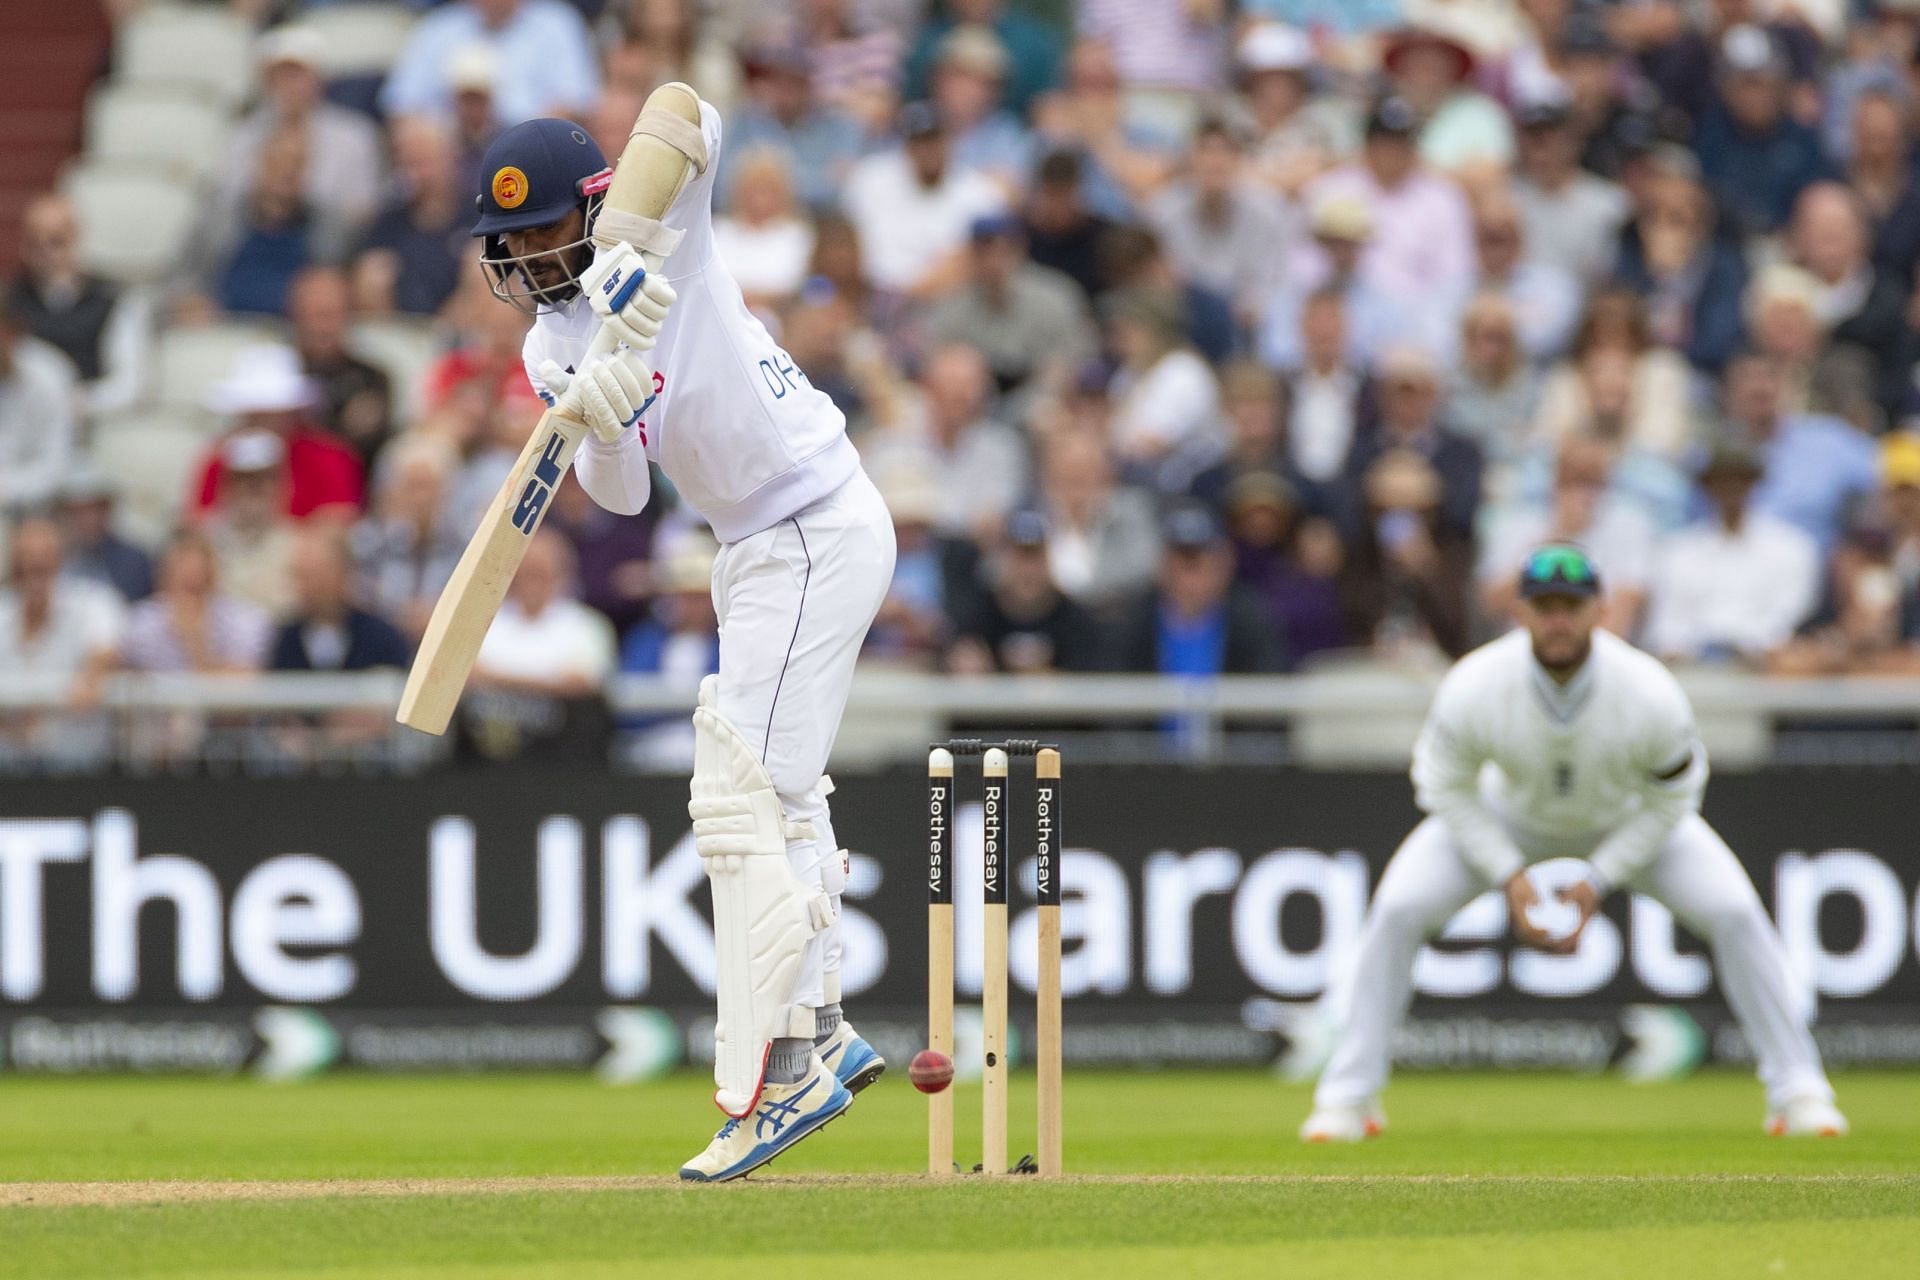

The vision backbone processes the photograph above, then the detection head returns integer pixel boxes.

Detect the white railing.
[2,668,1919,769]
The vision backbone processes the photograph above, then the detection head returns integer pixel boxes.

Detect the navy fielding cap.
[1518,543,1603,600]
[472,119,611,237]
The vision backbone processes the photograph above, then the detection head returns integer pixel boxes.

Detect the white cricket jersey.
[523,102,858,544]
[1410,628,1708,890]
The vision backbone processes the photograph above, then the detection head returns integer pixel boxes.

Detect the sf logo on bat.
[511,430,569,533]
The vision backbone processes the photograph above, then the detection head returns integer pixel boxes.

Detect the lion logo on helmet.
[492,165,529,210]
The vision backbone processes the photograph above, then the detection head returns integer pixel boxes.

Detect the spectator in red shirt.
[191,344,364,521]
[421,284,540,418]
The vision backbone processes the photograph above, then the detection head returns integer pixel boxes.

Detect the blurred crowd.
[11,0,1920,761]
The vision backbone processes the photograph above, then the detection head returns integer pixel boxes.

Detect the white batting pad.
[688,676,832,1116]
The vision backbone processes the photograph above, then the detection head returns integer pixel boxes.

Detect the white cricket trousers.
[709,466,896,1015]
[1315,813,1834,1110]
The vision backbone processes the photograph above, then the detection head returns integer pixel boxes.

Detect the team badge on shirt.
[492,165,529,209]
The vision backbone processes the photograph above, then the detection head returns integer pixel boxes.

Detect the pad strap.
[819,847,848,897]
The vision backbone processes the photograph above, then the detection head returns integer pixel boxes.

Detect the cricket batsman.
[1302,544,1846,1142]
[471,102,895,1180]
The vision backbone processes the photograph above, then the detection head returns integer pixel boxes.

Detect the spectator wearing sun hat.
[226,25,386,237]
[1231,23,1356,196]
[1380,23,1514,174]
[1264,194,1449,375]
[190,345,365,522]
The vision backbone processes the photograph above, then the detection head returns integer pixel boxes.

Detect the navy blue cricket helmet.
[473,119,613,314]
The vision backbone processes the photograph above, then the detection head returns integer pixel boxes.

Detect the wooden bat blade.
[395,407,588,734]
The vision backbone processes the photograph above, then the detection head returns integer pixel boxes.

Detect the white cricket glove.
[578,243,677,352]
[538,348,655,446]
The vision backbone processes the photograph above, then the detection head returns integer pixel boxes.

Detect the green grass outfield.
[2,1070,1916,1279]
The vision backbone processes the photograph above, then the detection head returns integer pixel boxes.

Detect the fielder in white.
[1303,544,1846,1142]
[472,103,895,1180]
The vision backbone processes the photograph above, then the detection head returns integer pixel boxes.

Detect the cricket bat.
[396,83,707,735]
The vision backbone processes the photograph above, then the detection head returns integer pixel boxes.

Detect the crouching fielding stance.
[1303,545,1845,1142]
[473,96,895,1179]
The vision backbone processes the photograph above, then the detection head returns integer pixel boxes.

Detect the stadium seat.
[84,85,232,187]
[154,322,289,419]
[89,413,211,550]
[304,4,418,77]
[60,163,200,285]
[350,315,446,424]
[113,3,255,106]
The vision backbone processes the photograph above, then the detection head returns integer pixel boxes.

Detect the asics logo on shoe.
[755,1078,816,1140]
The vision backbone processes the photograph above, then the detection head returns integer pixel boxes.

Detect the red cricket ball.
[909,1049,955,1094]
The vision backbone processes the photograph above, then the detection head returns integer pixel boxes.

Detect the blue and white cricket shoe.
[679,1056,852,1182]
[815,1021,887,1095]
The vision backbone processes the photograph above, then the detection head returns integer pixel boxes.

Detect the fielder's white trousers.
[1315,813,1834,1111]
[709,466,895,1015]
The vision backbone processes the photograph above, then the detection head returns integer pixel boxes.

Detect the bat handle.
[584,325,619,362]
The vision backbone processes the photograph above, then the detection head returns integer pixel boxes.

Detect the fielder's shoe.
[816,1021,886,1095]
[1766,1096,1848,1137]
[679,1057,852,1182]
[1300,1100,1387,1143]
